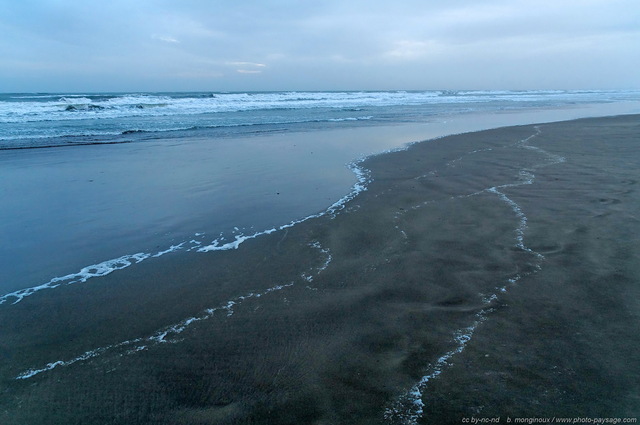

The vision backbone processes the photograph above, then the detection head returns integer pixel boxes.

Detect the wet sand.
[1,115,639,424]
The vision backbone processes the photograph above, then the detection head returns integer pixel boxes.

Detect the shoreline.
[2,101,639,296]
[1,115,639,424]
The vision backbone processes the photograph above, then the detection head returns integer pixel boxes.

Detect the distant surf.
[2,90,638,148]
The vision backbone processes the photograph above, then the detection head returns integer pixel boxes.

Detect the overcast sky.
[1,0,639,92]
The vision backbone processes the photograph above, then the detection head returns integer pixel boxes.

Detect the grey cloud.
[0,0,638,91]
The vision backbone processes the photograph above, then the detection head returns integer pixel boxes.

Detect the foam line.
[0,253,150,305]
[384,313,489,424]
[16,240,333,380]
[386,126,566,423]
[488,187,530,252]
[15,282,295,380]
[15,346,117,380]
[301,241,332,283]
[2,148,367,305]
[0,235,207,306]
[198,229,277,251]
[199,160,370,252]
[152,242,186,257]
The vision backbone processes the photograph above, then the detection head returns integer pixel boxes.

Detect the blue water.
[1,90,640,299]
[2,90,639,149]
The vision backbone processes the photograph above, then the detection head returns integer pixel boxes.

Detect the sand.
[1,115,639,424]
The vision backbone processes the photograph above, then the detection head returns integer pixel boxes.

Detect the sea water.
[3,89,640,149]
[1,90,639,299]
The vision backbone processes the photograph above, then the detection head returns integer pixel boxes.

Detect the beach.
[1,115,639,424]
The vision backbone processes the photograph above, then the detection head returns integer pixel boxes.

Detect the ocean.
[3,89,640,149]
[1,89,639,300]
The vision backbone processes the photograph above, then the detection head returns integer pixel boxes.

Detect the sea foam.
[3,90,637,146]
[385,126,566,424]
[0,253,150,305]
[198,160,370,252]
[15,240,332,380]
[1,159,368,305]
[0,238,205,305]
[15,282,295,379]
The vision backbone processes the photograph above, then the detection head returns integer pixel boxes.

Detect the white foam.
[16,345,115,380]
[328,116,373,122]
[1,234,207,305]
[384,315,487,424]
[447,147,494,168]
[488,187,529,251]
[517,127,566,166]
[198,228,277,252]
[385,127,562,423]
[152,242,185,257]
[15,238,338,379]
[0,253,150,305]
[199,160,369,252]
[16,282,295,380]
[302,241,332,282]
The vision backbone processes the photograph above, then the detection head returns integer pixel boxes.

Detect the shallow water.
[1,97,639,297]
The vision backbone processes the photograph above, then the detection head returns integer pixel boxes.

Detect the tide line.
[0,237,208,306]
[198,160,370,252]
[15,282,294,380]
[1,159,367,306]
[386,126,564,424]
[15,241,332,380]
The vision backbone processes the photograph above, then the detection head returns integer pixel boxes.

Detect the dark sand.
[1,116,639,424]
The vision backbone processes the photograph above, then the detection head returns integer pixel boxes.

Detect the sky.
[0,0,639,92]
